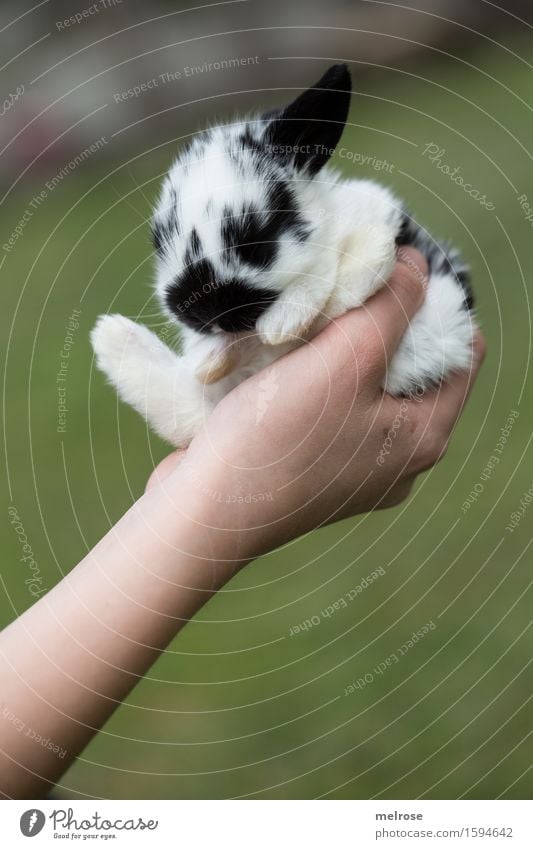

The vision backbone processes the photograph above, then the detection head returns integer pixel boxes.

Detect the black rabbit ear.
[263,64,352,175]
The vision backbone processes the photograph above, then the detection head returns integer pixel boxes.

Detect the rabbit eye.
[220,184,309,270]
[221,206,278,269]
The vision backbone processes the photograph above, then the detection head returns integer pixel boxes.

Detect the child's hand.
[147,247,485,563]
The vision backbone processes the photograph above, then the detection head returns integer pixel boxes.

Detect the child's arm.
[0,249,485,799]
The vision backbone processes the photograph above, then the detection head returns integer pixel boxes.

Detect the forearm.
[0,474,243,799]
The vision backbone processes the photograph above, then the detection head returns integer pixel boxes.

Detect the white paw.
[91,314,130,371]
[92,314,152,365]
[91,314,173,381]
[256,303,319,346]
[338,225,396,302]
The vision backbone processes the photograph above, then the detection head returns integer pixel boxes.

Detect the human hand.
[148,248,485,563]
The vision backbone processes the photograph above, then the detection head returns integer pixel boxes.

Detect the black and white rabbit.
[91,64,475,447]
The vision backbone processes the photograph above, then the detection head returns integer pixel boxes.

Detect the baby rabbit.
[92,63,475,447]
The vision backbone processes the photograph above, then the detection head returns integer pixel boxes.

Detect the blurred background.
[1,0,532,800]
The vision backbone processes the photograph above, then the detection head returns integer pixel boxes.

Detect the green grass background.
[2,39,532,799]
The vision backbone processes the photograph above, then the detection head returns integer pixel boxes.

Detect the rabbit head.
[152,63,352,340]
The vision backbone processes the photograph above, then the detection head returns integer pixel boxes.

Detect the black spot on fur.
[189,227,201,256]
[152,216,179,256]
[152,221,165,254]
[396,211,474,310]
[266,181,310,241]
[238,126,260,154]
[220,181,309,269]
[166,272,277,334]
[221,205,278,269]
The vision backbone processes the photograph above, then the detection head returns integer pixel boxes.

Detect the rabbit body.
[92,64,475,447]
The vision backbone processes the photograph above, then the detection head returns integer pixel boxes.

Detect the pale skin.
[0,249,485,799]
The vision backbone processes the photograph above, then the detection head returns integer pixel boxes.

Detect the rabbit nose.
[168,279,277,334]
[213,303,268,333]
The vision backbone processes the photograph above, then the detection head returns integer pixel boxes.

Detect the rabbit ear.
[262,64,351,175]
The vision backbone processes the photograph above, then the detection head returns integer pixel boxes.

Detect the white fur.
[92,116,475,447]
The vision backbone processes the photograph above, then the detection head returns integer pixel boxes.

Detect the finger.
[327,247,428,374]
[145,449,187,492]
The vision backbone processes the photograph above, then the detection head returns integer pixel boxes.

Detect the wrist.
[159,456,259,573]
[163,451,278,567]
